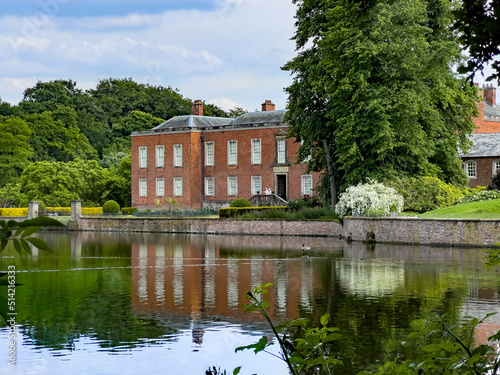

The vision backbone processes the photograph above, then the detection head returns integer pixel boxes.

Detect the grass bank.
[419,198,500,219]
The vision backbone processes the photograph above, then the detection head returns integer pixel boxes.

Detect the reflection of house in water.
[130,237,336,326]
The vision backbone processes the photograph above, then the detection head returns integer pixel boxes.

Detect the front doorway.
[276,174,287,201]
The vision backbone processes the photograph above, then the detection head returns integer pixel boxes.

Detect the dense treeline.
[0,78,244,208]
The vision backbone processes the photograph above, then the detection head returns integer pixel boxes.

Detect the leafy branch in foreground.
[0,216,65,255]
[0,216,65,325]
[361,315,500,375]
[234,283,342,375]
[483,248,500,270]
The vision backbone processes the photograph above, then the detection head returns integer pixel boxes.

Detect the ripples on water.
[0,232,499,375]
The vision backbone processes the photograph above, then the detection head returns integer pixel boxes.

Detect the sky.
[0,0,298,111]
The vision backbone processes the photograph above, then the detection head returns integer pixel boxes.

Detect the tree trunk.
[322,139,337,210]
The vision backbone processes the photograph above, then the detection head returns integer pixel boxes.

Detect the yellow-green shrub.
[0,208,28,217]
[82,207,103,216]
[219,206,287,219]
[121,207,138,215]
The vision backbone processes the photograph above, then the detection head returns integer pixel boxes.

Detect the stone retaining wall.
[343,217,500,247]
[52,216,500,247]
[77,217,344,237]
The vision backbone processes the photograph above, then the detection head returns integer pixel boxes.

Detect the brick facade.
[131,101,320,210]
[462,85,500,187]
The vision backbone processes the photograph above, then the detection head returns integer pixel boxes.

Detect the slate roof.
[230,109,287,126]
[462,133,500,157]
[484,102,500,118]
[152,115,231,130]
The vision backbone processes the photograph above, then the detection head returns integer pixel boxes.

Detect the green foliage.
[0,183,22,208]
[121,207,138,215]
[205,366,241,375]
[387,177,464,213]
[239,206,339,221]
[229,198,252,208]
[219,206,287,219]
[362,315,500,374]
[483,248,500,270]
[283,0,478,200]
[288,196,323,211]
[102,200,120,213]
[235,283,343,375]
[458,189,500,204]
[0,116,33,187]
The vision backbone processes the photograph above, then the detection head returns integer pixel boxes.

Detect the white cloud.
[0,0,297,110]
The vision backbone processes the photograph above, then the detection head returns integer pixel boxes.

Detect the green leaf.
[19,217,65,228]
[12,239,22,256]
[235,337,270,354]
[20,226,40,238]
[20,239,32,255]
[0,239,7,252]
[232,366,241,375]
[320,313,330,326]
[25,237,53,251]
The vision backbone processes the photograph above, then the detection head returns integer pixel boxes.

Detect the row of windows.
[139,175,314,198]
[139,138,287,169]
[463,160,500,179]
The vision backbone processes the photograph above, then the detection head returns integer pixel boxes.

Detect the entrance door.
[276,174,287,201]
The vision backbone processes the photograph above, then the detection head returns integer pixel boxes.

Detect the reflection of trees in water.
[18,268,175,350]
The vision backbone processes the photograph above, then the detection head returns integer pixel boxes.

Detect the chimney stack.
[261,100,275,112]
[484,84,496,106]
[192,99,203,116]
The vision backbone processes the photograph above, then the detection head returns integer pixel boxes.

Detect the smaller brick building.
[131,100,320,210]
[462,85,500,187]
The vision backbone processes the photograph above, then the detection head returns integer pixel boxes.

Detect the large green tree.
[283,0,478,206]
[0,116,33,187]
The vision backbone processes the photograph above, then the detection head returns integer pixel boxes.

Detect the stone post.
[27,201,39,219]
[71,200,82,222]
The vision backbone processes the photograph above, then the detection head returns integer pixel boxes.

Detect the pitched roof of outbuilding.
[462,133,500,158]
[484,102,500,118]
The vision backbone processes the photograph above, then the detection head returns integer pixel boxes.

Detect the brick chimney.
[192,99,203,116]
[261,100,275,112]
[484,83,496,106]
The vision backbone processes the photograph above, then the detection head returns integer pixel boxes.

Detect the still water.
[0,232,499,375]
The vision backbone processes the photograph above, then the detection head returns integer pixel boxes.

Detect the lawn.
[419,198,500,219]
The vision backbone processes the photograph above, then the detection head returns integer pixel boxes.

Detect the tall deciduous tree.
[283,0,478,206]
[0,117,33,187]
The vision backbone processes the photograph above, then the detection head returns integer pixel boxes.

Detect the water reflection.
[0,232,498,375]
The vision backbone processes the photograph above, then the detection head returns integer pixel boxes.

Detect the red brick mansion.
[131,100,319,210]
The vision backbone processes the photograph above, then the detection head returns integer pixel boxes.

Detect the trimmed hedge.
[103,200,120,213]
[82,207,103,216]
[121,207,138,215]
[230,198,252,208]
[0,208,28,217]
[219,206,287,219]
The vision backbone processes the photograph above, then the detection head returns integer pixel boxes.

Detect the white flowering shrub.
[457,189,500,204]
[335,180,404,219]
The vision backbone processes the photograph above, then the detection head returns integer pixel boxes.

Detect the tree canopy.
[283,0,479,206]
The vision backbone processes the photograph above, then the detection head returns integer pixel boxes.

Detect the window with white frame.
[302,175,313,196]
[173,177,183,196]
[156,145,164,168]
[205,177,215,196]
[139,179,147,197]
[139,147,147,168]
[464,161,477,179]
[251,176,262,195]
[173,144,182,167]
[277,138,286,164]
[493,160,500,177]
[228,140,237,166]
[205,142,214,166]
[228,176,238,196]
[156,178,164,197]
[251,139,262,165]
